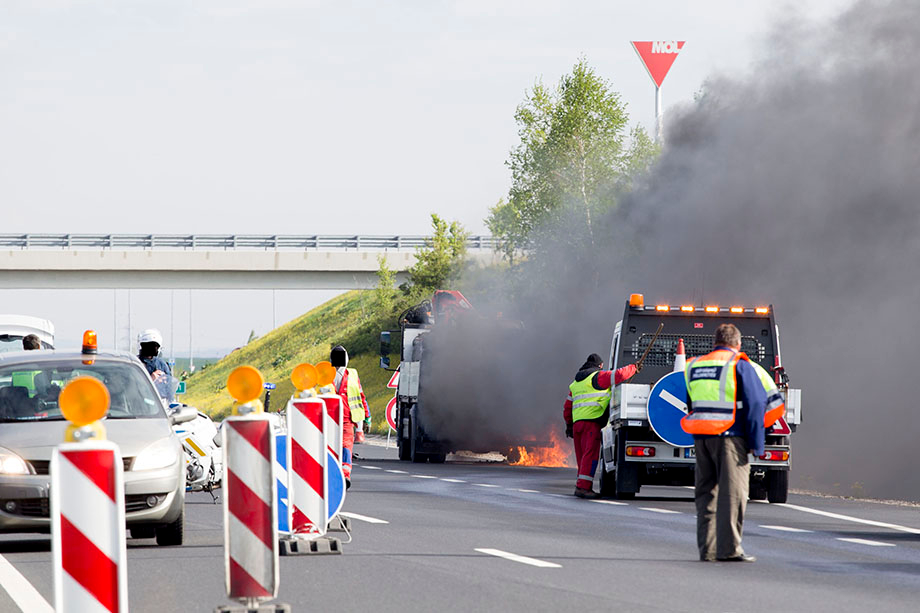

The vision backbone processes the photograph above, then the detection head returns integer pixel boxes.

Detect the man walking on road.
[682,323,766,562]
[331,345,370,489]
[563,353,638,498]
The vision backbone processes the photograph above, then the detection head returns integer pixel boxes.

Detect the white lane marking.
[548,494,569,498]
[779,503,920,535]
[440,478,466,483]
[475,548,561,568]
[640,507,681,514]
[410,475,437,479]
[591,500,628,506]
[759,525,813,533]
[837,537,895,547]
[340,512,389,524]
[473,483,500,488]
[0,554,54,613]
[517,489,540,493]
[660,389,687,413]
[361,466,382,470]
[385,469,408,474]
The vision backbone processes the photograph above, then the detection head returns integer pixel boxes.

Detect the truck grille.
[631,333,766,367]
[28,457,135,475]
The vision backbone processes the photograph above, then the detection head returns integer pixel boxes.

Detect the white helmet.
[138,329,163,347]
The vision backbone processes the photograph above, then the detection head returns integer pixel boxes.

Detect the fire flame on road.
[509,430,574,468]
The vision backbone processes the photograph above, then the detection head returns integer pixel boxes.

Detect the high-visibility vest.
[751,362,785,428]
[569,371,611,422]
[341,368,365,424]
[681,349,750,435]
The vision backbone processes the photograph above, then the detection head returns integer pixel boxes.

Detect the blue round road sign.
[647,371,694,448]
[326,450,345,521]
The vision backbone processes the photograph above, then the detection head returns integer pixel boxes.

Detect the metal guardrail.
[0,234,497,251]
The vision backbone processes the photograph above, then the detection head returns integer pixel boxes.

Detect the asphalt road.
[2,440,920,612]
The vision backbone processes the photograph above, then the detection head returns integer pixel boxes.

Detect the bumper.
[0,457,184,533]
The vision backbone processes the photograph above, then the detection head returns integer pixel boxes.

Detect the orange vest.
[681,348,750,435]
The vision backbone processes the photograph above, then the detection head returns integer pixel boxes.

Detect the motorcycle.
[154,374,223,501]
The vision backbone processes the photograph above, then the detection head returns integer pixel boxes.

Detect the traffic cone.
[672,338,686,372]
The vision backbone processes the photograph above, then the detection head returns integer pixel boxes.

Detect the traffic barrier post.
[216,366,289,613]
[51,376,128,613]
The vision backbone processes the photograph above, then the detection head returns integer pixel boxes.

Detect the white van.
[0,315,55,353]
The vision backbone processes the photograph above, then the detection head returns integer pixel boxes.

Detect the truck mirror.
[380,356,390,369]
[379,331,391,357]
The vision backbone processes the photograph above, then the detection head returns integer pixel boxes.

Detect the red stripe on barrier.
[327,445,339,460]
[294,400,323,430]
[322,397,341,424]
[290,439,323,496]
[62,449,116,503]
[229,420,271,462]
[227,470,273,549]
[228,557,272,600]
[291,507,315,534]
[61,515,119,613]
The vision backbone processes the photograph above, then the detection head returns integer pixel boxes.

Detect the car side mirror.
[169,405,197,425]
[380,356,390,369]
[379,331,391,357]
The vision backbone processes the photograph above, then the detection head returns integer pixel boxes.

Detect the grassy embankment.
[182,290,394,433]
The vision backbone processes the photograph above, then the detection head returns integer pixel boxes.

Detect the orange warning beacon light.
[291,363,318,391]
[629,293,645,308]
[315,361,336,388]
[227,366,264,404]
[82,330,98,354]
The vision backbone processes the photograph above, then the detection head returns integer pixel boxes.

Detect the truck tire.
[397,408,411,461]
[601,432,637,499]
[767,470,789,504]
[409,417,428,463]
[749,478,767,501]
[429,453,447,464]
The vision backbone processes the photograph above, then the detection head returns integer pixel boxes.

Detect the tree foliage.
[405,214,468,294]
[488,59,658,259]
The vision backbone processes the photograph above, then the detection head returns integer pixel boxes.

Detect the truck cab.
[599,296,802,502]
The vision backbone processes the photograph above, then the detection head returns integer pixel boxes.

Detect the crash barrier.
[219,367,288,612]
[288,396,329,537]
[52,376,129,613]
[321,393,344,462]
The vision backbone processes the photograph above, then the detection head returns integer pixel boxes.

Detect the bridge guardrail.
[0,234,496,251]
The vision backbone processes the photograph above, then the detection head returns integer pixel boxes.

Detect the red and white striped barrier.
[287,397,328,537]
[320,394,343,462]
[51,441,128,613]
[222,416,279,603]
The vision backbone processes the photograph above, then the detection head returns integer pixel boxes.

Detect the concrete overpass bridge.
[0,234,500,290]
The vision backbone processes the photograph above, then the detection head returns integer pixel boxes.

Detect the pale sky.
[1,0,854,354]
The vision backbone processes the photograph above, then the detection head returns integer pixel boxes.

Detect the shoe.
[573,487,599,499]
[717,554,756,562]
[699,555,715,562]
[345,478,352,490]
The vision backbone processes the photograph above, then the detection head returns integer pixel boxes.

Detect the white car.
[0,315,55,353]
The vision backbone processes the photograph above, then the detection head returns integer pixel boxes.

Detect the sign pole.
[655,84,663,143]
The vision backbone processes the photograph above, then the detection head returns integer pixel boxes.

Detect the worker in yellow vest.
[681,324,766,562]
[331,345,370,489]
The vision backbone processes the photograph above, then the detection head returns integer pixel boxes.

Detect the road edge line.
[0,553,53,613]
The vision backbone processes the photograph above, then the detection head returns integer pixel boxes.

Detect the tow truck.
[598,294,802,502]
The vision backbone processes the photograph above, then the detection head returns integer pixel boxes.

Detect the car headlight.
[133,438,180,471]
[0,447,29,475]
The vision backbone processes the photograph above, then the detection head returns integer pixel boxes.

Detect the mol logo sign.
[631,40,686,87]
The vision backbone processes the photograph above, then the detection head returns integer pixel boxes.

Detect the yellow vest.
[751,362,785,427]
[682,349,749,435]
[344,368,365,423]
[569,371,611,422]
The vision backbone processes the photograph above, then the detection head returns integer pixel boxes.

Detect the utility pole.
[188,289,194,373]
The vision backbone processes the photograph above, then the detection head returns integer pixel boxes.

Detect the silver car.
[0,350,190,545]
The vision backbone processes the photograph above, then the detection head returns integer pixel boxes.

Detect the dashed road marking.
[385,469,408,474]
[361,466,382,470]
[517,489,540,493]
[411,475,437,479]
[340,512,389,524]
[836,537,895,547]
[591,500,629,506]
[475,548,561,568]
[759,525,813,533]
[640,507,681,514]
[440,478,466,483]
[0,553,53,613]
[473,483,500,488]
[778,503,920,535]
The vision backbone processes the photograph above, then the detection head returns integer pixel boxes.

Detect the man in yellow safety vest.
[331,345,370,489]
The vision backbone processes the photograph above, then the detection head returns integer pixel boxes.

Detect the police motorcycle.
[153,374,223,501]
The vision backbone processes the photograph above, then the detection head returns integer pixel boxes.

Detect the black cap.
[580,353,603,370]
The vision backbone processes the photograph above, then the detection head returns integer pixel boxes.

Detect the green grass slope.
[182,290,395,433]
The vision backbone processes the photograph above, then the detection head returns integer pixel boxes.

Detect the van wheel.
[156,509,184,546]
[749,479,767,501]
[767,470,789,504]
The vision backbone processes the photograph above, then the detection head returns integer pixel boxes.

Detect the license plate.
[684,448,696,458]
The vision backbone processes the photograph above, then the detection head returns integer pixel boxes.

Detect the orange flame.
[509,429,575,467]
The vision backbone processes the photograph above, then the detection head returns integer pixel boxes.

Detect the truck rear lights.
[760,450,789,461]
[626,446,655,457]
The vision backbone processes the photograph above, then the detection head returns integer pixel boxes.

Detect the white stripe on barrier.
[61,573,109,613]
[290,470,323,527]
[228,505,275,589]
[291,405,323,460]
[226,427,273,507]
[57,455,121,562]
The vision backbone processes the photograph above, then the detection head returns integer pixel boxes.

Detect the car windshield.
[0,359,164,422]
[0,335,52,353]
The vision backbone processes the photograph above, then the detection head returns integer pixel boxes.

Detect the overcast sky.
[1,0,854,355]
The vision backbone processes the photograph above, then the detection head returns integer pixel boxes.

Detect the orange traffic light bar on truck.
[637,304,772,314]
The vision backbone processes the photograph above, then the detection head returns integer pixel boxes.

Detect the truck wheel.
[767,470,789,504]
[610,433,637,500]
[429,453,447,464]
[397,407,411,461]
[155,509,184,546]
[409,417,428,463]
[598,460,616,498]
[749,479,767,501]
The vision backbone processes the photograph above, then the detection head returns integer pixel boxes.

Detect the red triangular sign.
[387,369,400,389]
[631,41,685,88]
[771,416,791,435]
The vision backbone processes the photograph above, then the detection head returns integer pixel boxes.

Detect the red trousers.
[573,420,602,490]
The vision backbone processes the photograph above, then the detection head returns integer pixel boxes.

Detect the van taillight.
[626,446,655,457]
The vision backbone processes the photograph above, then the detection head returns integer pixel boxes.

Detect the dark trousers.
[694,436,750,559]
[573,420,602,490]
